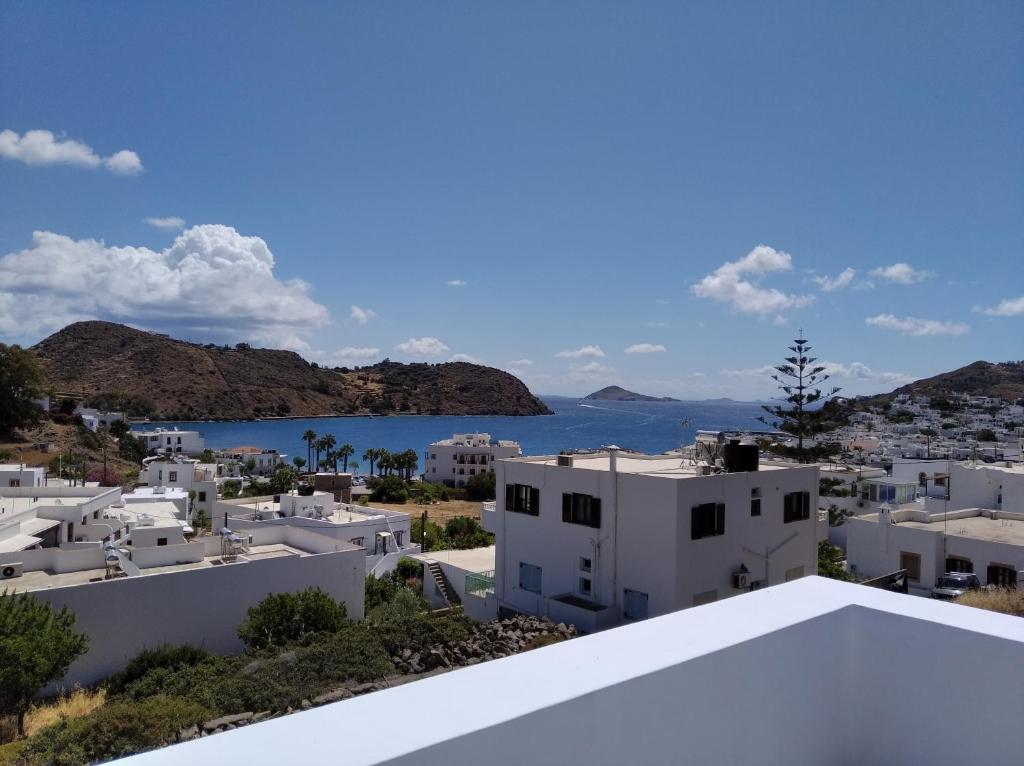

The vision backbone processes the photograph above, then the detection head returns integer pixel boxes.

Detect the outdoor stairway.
[427,561,461,606]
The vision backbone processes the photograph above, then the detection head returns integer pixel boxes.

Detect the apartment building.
[424,433,521,487]
[139,457,218,517]
[0,463,46,489]
[489,446,822,630]
[134,427,206,455]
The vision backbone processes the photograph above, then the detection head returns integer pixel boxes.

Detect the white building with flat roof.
[133,426,206,455]
[117,577,1024,766]
[847,505,1024,592]
[0,463,46,489]
[424,433,521,487]
[489,447,822,631]
[139,457,218,516]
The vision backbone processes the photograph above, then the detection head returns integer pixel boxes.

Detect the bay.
[134,397,766,466]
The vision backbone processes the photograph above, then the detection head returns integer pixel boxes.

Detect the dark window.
[93,510,99,519]
[579,577,592,595]
[900,551,921,582]
[751,488,761,517]
[946,557,973,574]
[505,484,540,516]
[987,564,1017,588]
[691,502,725,539]
[579,556,592,572]
[783,491,811,523]
[519,562,542,593]
[198,491,207,502]
[157,537,168,546]
[561,493,601,528]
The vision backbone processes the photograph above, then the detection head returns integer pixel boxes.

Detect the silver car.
[931,572,981,600]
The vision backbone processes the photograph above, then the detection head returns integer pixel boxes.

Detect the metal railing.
[466,569,495,598]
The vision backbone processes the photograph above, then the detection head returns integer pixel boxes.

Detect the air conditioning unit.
[1,562,24,579]
[732,571,750,589]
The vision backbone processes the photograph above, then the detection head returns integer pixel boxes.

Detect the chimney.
[606,445,620,476]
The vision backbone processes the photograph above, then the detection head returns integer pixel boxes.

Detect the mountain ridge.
[31,322,552,419]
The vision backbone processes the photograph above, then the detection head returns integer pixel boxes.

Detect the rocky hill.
[583,385,680,402]
[887,360,1024,402]
[32,322,552,419]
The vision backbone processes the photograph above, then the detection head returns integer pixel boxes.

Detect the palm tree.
[348,460,360,475]
[292,456,307,472]
[401,449,419,480]
[337,444,354,472]
[302,429,317,469]
[378,449,392,477]
[321,434,337,471]
[314,437,329,471]
[362,448,379,477]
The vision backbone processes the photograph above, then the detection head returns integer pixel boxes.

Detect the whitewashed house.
[424,433,521,487]
[489,445,822,631]
[139,457,218,517]
[0,463,46,489]
[134,427,206,455]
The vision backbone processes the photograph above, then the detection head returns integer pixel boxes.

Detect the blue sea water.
[134,397,766,465]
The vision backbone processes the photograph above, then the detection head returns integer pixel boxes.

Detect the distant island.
[583,385,681,402]
[31,321,553,420]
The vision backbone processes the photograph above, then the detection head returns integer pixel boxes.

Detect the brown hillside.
[890,360,1024,402]
[32,322,552,419]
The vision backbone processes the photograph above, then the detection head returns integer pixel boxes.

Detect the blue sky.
[1,2,1021,399]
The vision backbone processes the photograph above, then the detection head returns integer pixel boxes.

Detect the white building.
[413,546,498,621]
[134,427,206,455]
[117,577,1024,766]
[424,433,521,488]
[489,447,822,631]
[847,505,1024,592]
[74,407,125,431]
[0,463,46,489]
[215,447,287,476]
[139,457,218,517]
[214,491,418,576]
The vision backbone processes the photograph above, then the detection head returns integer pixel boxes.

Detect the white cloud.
[508,358,534,366]
[145,216,186,230]
[350,305,377,324]
[812,267,856,292]
[0,129,143,175]
[555,345,606,359]
[322,347,381,363]
[975,296,1024,317]
[0,225,328,347]
[395,337,450,356]
[625,343,667,354]
[868,263,933,284]
[446,279,467,287]
[451,353,485,364]
[721,360,914,387]
[691,244,815,318]
[104,149,143,176]
[865,314,969,337]
[576,362,613,374]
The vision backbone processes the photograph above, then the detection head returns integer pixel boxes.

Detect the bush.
[237,588,349,650]
[464,471,496,501]
[368,475,409,503]
[364,575,402,612]
[443,516,494,549]
[17,695,209,766]
[106,645,211,696]
[817,540,852,581]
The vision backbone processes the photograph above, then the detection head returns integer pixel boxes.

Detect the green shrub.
[18,695,209,766]
[238,588,349,651]
[368,475,409,503]
[464,471,496,501]
[443,516,493,549]
[106,645,211,696]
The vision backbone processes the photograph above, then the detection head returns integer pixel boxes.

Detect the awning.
[19,517,60,536]
[0,534,43,553]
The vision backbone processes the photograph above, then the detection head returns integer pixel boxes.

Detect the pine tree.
[759,335,840,462]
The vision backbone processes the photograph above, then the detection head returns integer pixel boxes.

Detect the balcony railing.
[465,570,494,598]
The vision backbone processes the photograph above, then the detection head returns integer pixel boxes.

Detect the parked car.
[931,572,982,600]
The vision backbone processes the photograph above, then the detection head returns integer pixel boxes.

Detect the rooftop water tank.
[724,440,759,473]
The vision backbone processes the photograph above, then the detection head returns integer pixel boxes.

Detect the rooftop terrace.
[512,452,801,478]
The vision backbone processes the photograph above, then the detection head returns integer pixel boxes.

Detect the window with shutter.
[691,502,725,539]
[562,493,601,528]
[506,484,540,516]
[505,484,515,511]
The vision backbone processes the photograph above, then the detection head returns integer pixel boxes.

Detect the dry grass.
[24,688,106,737]
[367,499,483,524]
[955,588,1024,617]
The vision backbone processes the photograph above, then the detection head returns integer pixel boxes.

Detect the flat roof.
[897,515,1024,546]
[5,543,305,593]
[413,546,495,573]
[511,453,800,478]
[0,534,45,553]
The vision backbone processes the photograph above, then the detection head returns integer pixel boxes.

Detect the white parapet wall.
[30,543,365,688]
[120,577,1024,766]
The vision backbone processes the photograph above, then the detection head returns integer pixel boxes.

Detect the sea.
[133,397,766,466]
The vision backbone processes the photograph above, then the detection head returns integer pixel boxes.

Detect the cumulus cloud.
[812,267,856,292]
[451,353,485,364]
[0,225,328,347]
[691,245,815,318]
[865,314,969,337]
[625,343,667,354]
[395,337,450,356]
[975,296,1024,317]
[721,361,914,386]
[508,358,534,366]
[555,345,606,359]
[321,347,381,364]
[0,129,143,175]
[350,305,377,324]
[868,263,933,284]
[446,279,467,287]
[145,216,186,230]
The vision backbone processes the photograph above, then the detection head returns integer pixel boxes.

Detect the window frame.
[561,492,602,528]
[691,502,726,540]
[783,491,811,523]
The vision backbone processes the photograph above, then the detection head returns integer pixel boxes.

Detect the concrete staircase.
[427,561,461,606]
